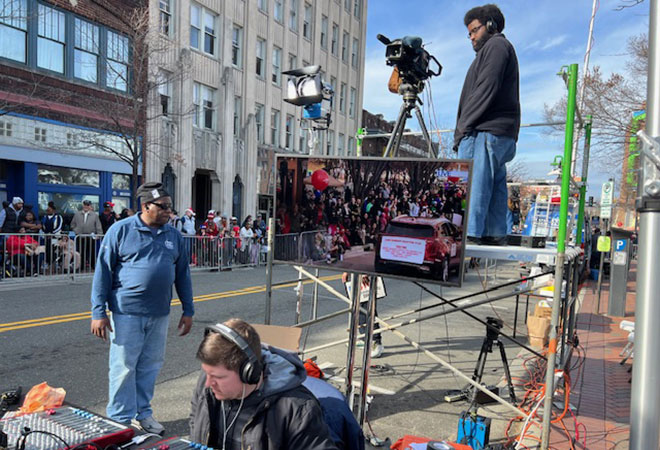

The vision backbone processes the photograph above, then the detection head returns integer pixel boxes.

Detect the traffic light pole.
[630,2,660,448]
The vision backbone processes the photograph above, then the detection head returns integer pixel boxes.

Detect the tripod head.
[485,317,503,343]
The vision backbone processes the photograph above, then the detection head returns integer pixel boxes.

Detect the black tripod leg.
[498,340,517,404]
[468,339,490,410]
[413,104,434,157]
[383,103,409,157]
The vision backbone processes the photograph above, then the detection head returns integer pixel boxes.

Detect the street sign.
[597,236,611,252]
[615,239,627,252]
[600,181,613,219]
[601,181,614,206]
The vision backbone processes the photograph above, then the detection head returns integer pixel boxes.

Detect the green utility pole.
[541,63,578,450]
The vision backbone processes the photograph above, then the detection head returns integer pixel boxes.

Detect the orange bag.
[388,67,402,94]
[303,358,324,379]
[18,382,66,414]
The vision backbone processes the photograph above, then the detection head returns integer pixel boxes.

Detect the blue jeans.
[458,132,516,238]
[107,313,170,423]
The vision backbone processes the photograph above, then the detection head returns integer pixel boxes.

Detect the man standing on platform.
[453,4,520,245]
[90,182,194,435]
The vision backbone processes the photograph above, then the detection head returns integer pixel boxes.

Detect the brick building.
[0,0,143,223]
[360,109,437,158]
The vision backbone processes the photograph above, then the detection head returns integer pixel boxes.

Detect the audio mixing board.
[0,406,134,450]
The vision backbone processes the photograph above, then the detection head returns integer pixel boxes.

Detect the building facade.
[146,0,368,221]
[0,0,141,223]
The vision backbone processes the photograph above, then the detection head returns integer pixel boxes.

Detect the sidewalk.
[546,262,635,449]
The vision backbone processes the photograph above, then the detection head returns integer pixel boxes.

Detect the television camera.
[377,34,441,91]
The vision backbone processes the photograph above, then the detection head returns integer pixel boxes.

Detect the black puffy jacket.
[189,345,339,450]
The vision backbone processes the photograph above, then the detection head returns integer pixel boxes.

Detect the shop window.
[112,173,131,190]
[38,164,100,187]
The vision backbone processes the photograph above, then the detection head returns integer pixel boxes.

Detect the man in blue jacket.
[454,4,520,246]
[90,182,194,434]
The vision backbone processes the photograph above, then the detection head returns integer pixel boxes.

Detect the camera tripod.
[467,317,517,411]
[382,81,435,158]
[444,317,517,409]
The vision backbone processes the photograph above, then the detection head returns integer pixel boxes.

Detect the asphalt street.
[0,261,536,445]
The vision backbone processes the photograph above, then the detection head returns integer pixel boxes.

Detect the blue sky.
[362,0,648,199]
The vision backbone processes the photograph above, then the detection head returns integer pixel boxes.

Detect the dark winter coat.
[189,345,339,450]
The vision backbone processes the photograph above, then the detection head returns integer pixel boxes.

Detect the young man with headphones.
[453,4,520,246]
[190,318,339,450]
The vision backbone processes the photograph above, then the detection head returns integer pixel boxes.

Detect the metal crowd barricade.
[274,233,301,262]
[182,235,263,272]
[0,232,99,284]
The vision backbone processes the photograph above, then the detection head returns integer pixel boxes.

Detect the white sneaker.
[371,343,384,359]
[136,416,165,435]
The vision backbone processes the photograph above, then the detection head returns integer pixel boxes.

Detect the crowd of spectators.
[0,196,265,279]
[275,162,468,263]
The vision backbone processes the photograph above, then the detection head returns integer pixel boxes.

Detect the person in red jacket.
[6,227,39,276]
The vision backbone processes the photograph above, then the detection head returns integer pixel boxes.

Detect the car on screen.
[374,215,462,282]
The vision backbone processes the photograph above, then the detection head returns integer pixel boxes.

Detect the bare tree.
[74,5,189,206]
[544,33,647,178]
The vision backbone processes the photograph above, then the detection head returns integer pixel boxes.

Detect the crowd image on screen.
[275,159,468,264]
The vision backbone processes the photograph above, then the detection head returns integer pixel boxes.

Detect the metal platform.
[465,244,582,266]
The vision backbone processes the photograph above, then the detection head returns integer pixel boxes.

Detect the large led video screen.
[274,155,472,287]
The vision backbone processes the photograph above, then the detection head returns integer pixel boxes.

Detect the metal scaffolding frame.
[262,62,590,447]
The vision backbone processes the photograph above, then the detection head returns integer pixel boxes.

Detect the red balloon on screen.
[311,169,330,191]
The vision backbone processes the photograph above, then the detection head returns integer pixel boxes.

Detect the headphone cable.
[221,383,246,450]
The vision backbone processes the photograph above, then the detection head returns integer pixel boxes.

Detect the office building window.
[338,133,345,155]
[272,46,281,85]
[331,23,338,56]
[256,38,266,77]
[0,121,13,137]
[303,3,311,39]
[255,103,265,144]
[285,114,294,149]
[288,53,297,70]
[106,31,129,91]
[339,83,346,113]
[274,0,283,22]
[74,18,99,82]
[344,0,350,12]
[271,109,280,147]
[191,4,216,56]
[320,15,328,49]
[330,76,337,109]
[354,0,361,18]
[158,70,172,116]
[289,0,298,31]
[233,96,242,135]
[37,4,65,73]
[349,87,356,118]
[232,25,242,68]
[327,130,334,155]
[159,0,171,35]
[257,0,267,13]
[0,0,27,63]
[351,37,359,67]
[348,137,355,155]
[299,126,307,153]
[193,82,215,130]
[341,31,348,62]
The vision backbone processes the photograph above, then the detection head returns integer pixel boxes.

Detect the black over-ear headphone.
[485,17,497,34]
[205,323,263,385]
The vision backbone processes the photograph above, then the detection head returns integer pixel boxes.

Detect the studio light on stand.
[283,65,334,155]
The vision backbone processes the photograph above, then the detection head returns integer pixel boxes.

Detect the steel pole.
[575,116,592,247]
[630,1,660,447]
[264,217,275,324]
[541,63,578,449]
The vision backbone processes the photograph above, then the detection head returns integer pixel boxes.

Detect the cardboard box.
[251,324,302,352]
[534,304,553,320]
[527,315,551,349]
